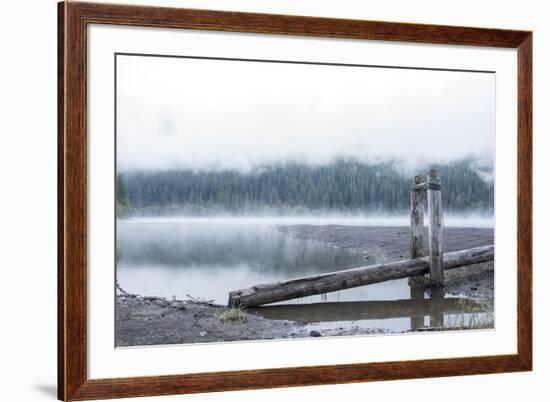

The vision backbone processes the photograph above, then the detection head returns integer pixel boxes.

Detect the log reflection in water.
[250,296,480,324]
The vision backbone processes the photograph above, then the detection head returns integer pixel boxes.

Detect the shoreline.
[116,225,494,346]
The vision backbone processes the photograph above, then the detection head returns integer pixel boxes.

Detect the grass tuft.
[217,307,246,323]
[446,298,494,330]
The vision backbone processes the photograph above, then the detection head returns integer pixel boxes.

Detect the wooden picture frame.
[58,1,532,400]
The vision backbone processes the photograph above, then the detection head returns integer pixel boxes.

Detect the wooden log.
[427,168,444,286]
[228,245,494,307]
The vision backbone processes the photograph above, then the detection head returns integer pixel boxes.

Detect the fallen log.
[228,245,494,307]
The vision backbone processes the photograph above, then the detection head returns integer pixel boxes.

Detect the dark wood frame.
[58,1,532,400]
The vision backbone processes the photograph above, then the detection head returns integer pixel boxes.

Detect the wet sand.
[116,225,494,346]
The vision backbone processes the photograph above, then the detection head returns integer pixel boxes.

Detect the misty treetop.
[117,159,493,216]
[116,174,130,217]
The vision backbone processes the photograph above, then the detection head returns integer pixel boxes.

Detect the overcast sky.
[117,55,495,172]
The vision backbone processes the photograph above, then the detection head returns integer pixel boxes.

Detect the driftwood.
[228,245,494,307]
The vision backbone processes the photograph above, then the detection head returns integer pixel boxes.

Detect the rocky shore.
[115,292,388,346]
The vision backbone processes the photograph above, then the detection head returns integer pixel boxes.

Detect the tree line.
[116,159,493,216]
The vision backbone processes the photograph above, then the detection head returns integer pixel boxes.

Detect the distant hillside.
[117,159,494,216]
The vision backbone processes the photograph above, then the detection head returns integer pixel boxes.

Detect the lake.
[116,217,493,333]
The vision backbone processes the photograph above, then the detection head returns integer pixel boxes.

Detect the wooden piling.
[427,168,444,286]
[409,174,426,287]
[410,175,425,259]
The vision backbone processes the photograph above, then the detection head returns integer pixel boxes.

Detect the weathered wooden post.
[410,175,425,259]
[409,175,425,287]
[427,168,444,286]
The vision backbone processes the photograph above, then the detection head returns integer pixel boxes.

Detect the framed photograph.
[58,1,532,400]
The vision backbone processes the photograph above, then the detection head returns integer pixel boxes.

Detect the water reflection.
[117,220,372,304]
[250,297,471,322]
[251,291,492,333]
[117,221,369,273]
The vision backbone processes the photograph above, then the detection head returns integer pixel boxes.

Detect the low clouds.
[117,55,495,172]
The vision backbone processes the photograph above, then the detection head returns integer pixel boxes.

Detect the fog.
[117,55,495,173]
[126,213,494,228]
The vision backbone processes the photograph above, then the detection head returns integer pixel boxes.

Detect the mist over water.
[117,221,371,304]
[125,213,494,228]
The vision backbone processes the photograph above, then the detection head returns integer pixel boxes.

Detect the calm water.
[116,218,492,332]
[117,219,383,303]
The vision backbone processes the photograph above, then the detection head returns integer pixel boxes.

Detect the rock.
[171,302,186,310]
[310,330,322,337]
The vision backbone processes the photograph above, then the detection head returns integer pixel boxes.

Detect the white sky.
[117,55,495,172]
